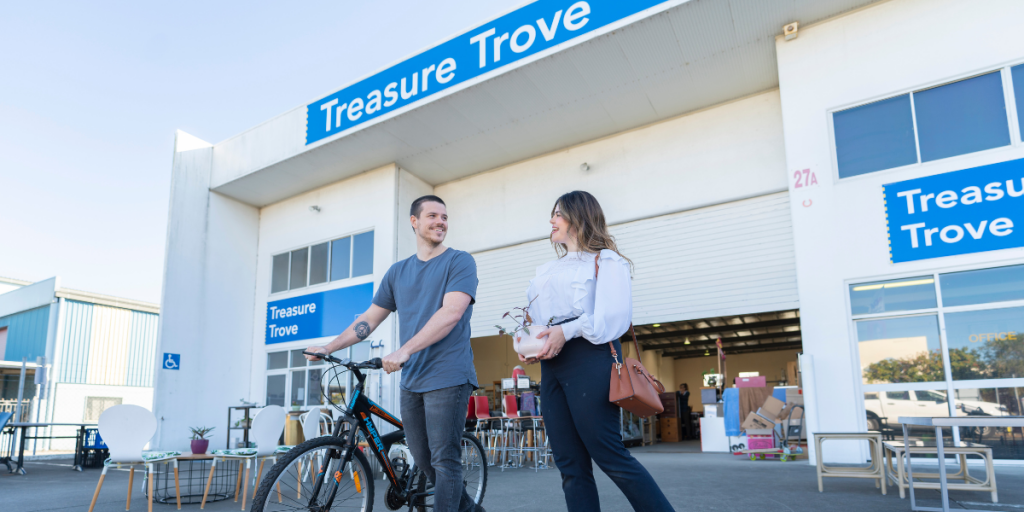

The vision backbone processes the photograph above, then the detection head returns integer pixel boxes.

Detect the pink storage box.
[748,435,775,450]
[735,376,766,388]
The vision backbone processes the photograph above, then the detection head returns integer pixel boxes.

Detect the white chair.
[87,405,182,512]
[279,409,328,499]
[201,405,285,510]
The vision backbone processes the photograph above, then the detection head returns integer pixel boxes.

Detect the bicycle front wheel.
[252,436,374,512]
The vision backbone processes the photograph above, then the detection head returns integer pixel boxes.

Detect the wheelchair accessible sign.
[884,157,1024,263]
[163,353,180,370]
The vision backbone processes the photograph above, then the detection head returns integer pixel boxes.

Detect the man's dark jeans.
[400,383,476,512]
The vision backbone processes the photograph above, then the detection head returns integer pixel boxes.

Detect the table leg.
[75,426,86,471]
[905,424,917,510]
[174,461,182,510]
[16,426,27,475]
[935,426,950,512]
[234,460,243,502]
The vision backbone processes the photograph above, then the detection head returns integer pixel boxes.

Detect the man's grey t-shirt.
[372,248,479,393]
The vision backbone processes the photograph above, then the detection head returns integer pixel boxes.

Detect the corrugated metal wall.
[0,305,51,362]
[57,300,158,387]
[471,192,800,335]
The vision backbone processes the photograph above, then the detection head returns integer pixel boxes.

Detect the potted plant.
[496,298,552,359]
[189,426,215,455]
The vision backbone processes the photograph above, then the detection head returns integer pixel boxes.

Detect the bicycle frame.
[308,361,424,510]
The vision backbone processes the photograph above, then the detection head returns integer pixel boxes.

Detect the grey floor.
[3,442,1023,511]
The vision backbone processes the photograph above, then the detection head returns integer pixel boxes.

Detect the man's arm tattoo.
[354,321,371,340]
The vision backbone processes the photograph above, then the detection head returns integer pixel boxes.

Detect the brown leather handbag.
[595,256,666,417]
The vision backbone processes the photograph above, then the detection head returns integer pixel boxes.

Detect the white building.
[155,0,1024,463]
[1,276,159,449]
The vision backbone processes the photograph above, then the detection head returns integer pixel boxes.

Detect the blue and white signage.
[163,353,180,370]
[305,0,672,145]
[884,158,1024,263]
[266,283,373,344]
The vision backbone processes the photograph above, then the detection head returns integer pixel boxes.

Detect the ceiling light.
[684,339,690,345]
[652,324,661,328]
[704,349,710,356]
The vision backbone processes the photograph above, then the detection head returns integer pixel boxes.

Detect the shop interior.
[469,309,803,448]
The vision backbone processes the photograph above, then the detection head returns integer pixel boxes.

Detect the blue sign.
[163,353,180,370]
[266,283,374,344]
[306,0,672,145]
[884,158,1024,263]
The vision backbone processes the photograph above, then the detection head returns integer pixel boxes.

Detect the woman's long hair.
[551,190,634,270]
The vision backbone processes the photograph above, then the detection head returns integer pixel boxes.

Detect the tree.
[863,348,986,384]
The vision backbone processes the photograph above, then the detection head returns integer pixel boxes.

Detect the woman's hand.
[534,326,567,360]
[518,352,540,365]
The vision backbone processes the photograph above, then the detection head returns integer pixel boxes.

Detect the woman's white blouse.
[525,249,632,345]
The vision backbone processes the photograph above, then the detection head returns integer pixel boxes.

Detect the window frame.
[845,258,1024,442]
[829,61,1024,182]
[263,341,372,411]
[269,228,375,296]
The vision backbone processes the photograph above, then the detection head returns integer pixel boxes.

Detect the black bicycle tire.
[251,435,375,512]
[390,431,487,510]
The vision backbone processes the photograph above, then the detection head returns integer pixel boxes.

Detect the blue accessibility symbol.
[163,353,180,370]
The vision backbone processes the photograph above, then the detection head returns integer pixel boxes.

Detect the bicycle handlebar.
[302,352,401,369]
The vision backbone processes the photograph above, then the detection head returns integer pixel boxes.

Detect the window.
[834,67,1021,179]
[266,375,286,407]
[856,315,944,384]
[270,230,374,294]
[84,397,122,423]
[914,72,1010,162]
[849,276,936,315]
[271,254,289,293]
[834,95,918,178]
[352,231,374,277]
[851,263,1024,459]
[940,264,1024,307]
[1013,64,1024,137]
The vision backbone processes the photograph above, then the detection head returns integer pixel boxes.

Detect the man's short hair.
[410,195,446,217]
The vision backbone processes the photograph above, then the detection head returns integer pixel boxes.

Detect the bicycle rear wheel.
[252,436,374,512]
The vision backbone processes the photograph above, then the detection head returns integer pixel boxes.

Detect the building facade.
[0,276,160,448]
[156,0,1024,463]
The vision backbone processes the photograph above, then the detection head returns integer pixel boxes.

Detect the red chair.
[472,397,503,466]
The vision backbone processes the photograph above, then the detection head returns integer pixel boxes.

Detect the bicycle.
[251,352,487,512]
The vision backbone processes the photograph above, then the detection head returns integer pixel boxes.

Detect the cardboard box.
[741,411,774,431]
[757,396,786,422]
[735,376,766,388]
[786,361,799,386]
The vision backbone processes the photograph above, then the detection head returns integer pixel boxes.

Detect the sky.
[0,0,518,304]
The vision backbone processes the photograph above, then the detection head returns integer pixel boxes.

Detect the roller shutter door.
[470,192,799,336]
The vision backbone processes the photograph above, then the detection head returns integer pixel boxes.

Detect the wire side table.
[148,454,240,505]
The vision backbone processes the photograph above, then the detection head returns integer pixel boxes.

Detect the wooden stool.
[883,441,997,502]
[814,432,886,495]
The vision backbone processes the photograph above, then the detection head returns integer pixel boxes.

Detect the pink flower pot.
[190,439,209,455]
[514,327,547,358]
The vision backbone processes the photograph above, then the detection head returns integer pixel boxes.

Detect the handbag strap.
[594,254,641,363]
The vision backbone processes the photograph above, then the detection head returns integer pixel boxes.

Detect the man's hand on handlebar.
[304,346,329,361]
[381,349,409,374]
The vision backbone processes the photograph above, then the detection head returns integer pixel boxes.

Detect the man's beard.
[418,226,445,246]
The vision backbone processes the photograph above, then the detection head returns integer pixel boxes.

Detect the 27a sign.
[883,158,1024,263]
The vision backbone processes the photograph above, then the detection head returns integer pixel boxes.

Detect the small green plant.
[495,298,551,337]
[189,426,215,440]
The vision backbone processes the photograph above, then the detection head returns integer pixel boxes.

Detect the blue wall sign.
[884,157,1024,263]
[305,0,671,145]
[266,283,374,344]
[163,353,180,370]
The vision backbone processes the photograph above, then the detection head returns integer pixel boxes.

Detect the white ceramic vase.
[514,326,547,358]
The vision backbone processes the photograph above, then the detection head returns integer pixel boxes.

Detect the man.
[305,195,482,512]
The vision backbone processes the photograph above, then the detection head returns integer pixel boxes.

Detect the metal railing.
[0,399,33,422]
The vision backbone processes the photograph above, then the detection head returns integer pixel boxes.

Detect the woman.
[521,191,675,512]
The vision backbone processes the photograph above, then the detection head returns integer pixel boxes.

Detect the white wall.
[154,138,261,452]
[776,0,1024,462]
[249,164,406,415]
[436,90,789,253]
